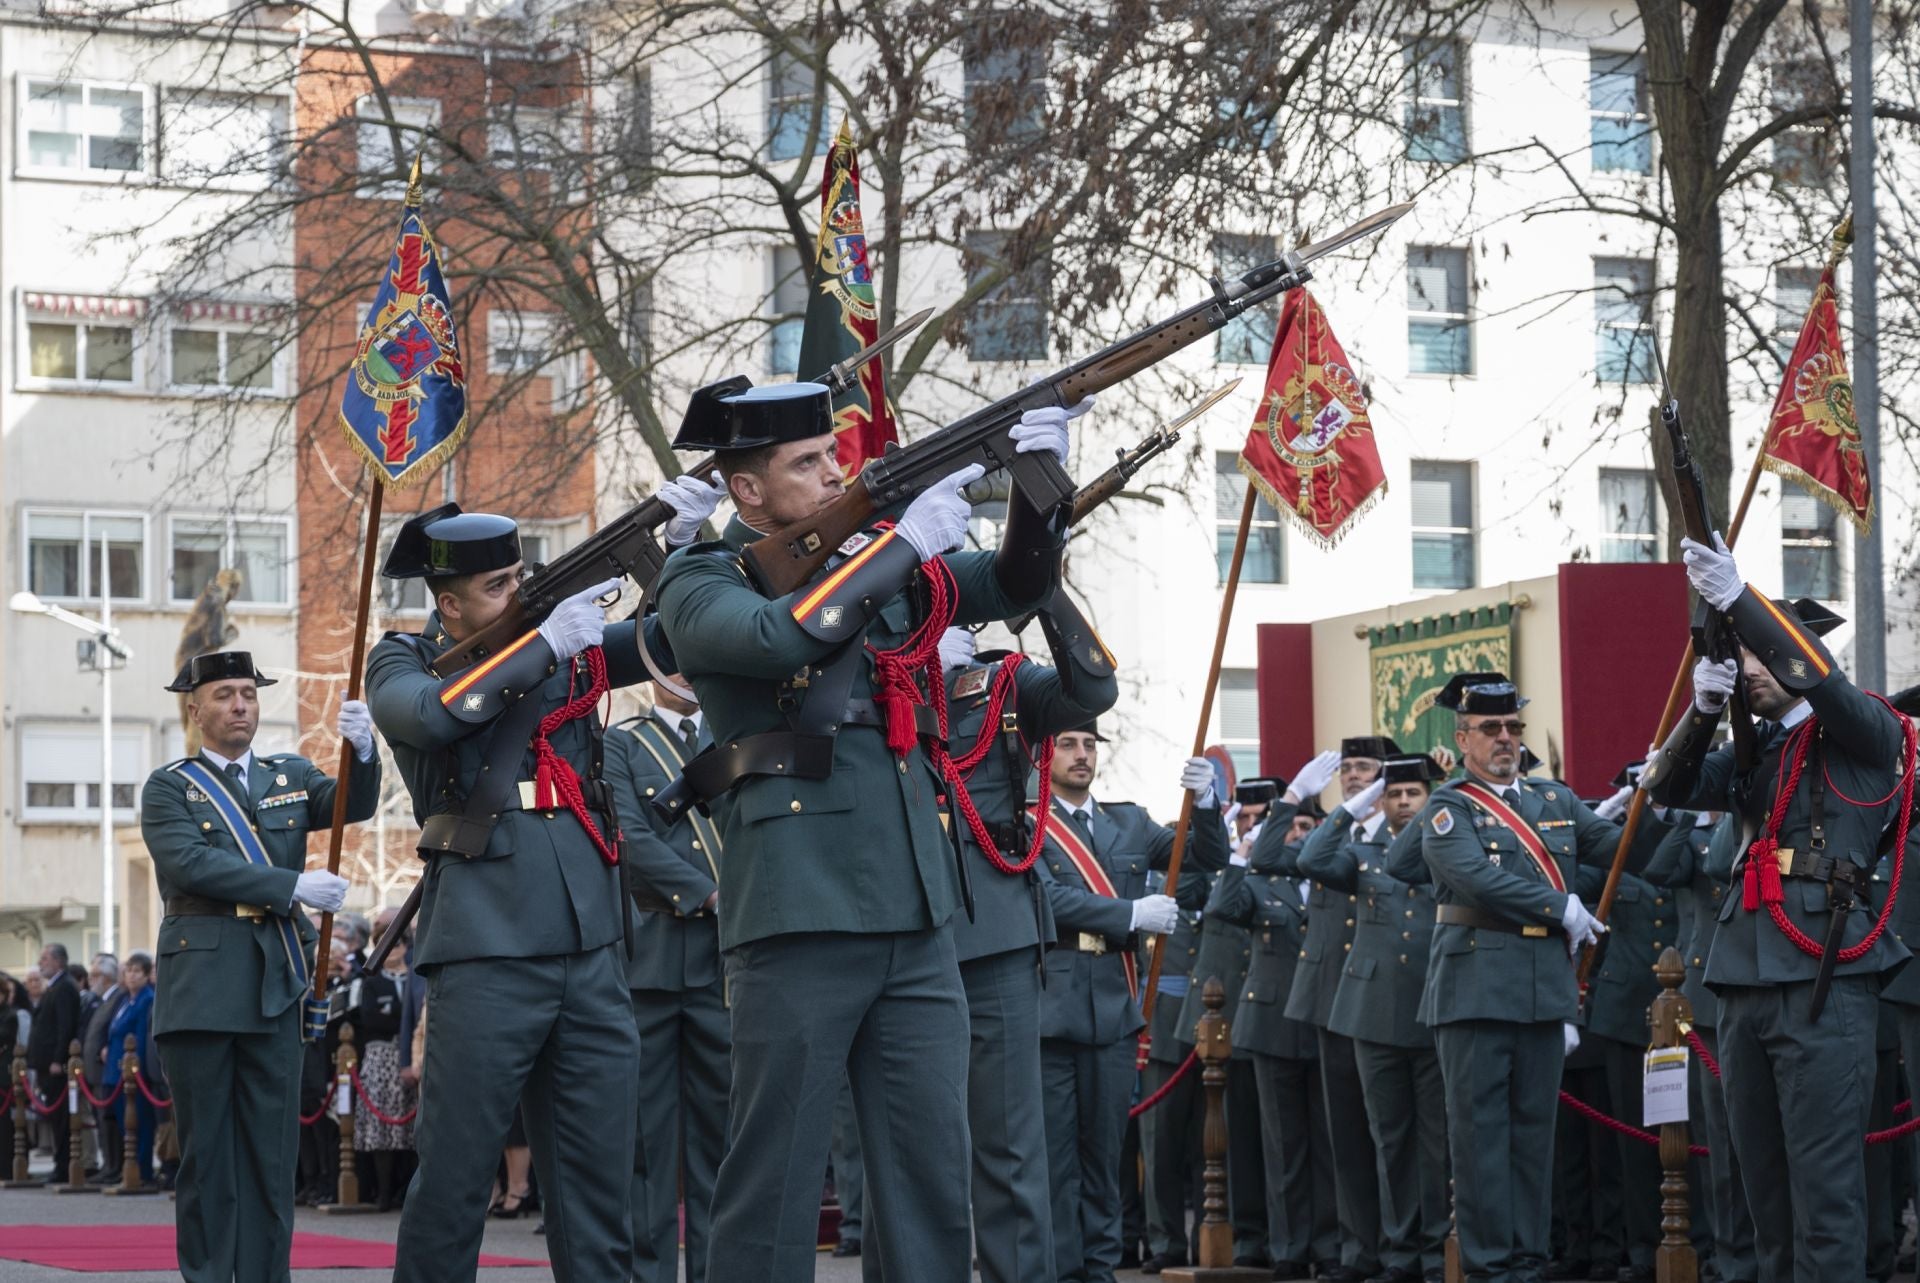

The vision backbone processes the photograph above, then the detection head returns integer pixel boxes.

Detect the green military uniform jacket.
[605,713,726,991]
[654,516,1050,951]
[1640,811,1733,1027]
[945,655,1118,965]
[1141,868,1211,1063]
[1173,867,1256,1059]
[1037,795,1229,1046]
[141,748,381,1036]
[1283,808,1377,1028]
[1575,866,1667,1045]
[1209,841,1317,1061]
[365,612,653,967]
[1386,775,1620,1027]
[1300,811,1438,1050]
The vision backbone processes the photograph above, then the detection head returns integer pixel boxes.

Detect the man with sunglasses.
[1387,673,1618,1283]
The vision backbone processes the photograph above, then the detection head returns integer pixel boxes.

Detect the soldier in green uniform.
[930,601,1118,1283]
[141,651,380,1283]
[1136,852,1210,1274]
[1036,722,1229,1283]
[1648,535,1913,1282]
[1385,672,1617,1283]
[605,671,727,1283]
[1217,777,1337,1279]
[1300,752,1448,1283]
[1284,736,1398,1283]
[651,378,1087,1282]
[368,479,720,1283]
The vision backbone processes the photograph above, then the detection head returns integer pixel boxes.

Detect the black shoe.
[1119,1243,1143,1269]
[1315,1267,1362,1282]
[1545,1263,1591,1282]
[1143,1248,1189,1274]
[534,1220,545,1236]
[1271,1263,1311,1282]
[1236,1252,1273,1269]
[832,1238,861,1258]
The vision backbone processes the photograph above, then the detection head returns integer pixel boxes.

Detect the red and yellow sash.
[1453,781,1567,893]
[1034,802,1139,1002]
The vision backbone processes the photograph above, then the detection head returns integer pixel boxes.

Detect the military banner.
[1369,602,1514,757]
[1760,259,1872,535]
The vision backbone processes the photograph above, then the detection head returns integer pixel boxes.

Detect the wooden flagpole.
[311,477,386,1009]
[1140,485,1257,1023]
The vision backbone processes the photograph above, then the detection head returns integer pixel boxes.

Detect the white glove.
[659,471,725,547]
[293,871,349,913]
[1594,784,1634,822]
[1560,893,1607,957]
[938,627,977,673]
[1286,749,1340,801]
[1680,532,1742,612]
[1692,657,1737,713]
[1180,757,1217,807]
[1339,777,1385,820]
[895,464,985,561]
[538,578,619,661]
[1229,834,1253,868]
[1130,894,1181,935]
[1563,1022,1581,1056]
[1008,397,1093,464]
[336,699,374,763]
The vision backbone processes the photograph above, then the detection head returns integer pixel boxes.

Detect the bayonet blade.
[1162,377,1244,437]
[815,306,935,395]
[1293,201,1415,265]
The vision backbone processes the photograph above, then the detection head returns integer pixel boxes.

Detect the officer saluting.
[367,485,718,1283]
[141,652,379,1283]
[652,378,1085,1282]
[1648,534,1914,1282]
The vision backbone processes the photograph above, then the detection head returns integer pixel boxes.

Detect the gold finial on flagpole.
[405,153,424,206]
[1829,215,1854,268]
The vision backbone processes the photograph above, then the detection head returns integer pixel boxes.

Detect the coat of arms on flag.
[338,163,469,488]
[1237,288,1387,549]
[1761,260,1872,535]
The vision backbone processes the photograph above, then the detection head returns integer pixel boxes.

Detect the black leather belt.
[166,895,267,920]
[838,699,942,739]
[1059,931,1131,955]
[1435,903,1556,939]
[1737,845,1864,886]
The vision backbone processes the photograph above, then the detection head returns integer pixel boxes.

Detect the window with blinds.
[1215,453,1284,584]
[1410,461,1474,589]
[1408,246,1471,375]
[1594,257,1655,384]
[769,245,808,375]
[1217,669,1261,778]
[20,723,144,822]
[1781,492,1841,600]
[1598,468,1660,562]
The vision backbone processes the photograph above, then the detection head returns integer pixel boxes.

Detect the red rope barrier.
[1867,1113,1920,1146]
[347,1064,418,1127]
[74,1077,122,1109]
[0,1086,11,1114]
[299,1103,327,1126]
[1684,1029,1721,1080]
[22,1085,65,1117]
[1559,1090,1710,1157]
[1130,1050,1200,1119]
[132,1072,171,1109]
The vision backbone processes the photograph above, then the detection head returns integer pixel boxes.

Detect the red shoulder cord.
[1742,693,1917,963]
[865,557,1055,876]
[529,645,619,865]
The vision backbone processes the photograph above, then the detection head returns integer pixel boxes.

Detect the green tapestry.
[1369,603,1515,758]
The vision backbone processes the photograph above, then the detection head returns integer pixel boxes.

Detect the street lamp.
[10,554,132,955]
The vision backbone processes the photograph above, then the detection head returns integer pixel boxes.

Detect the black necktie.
[1071,808,1096,852]
[1502,787,1520,808]
[679,718,699,753]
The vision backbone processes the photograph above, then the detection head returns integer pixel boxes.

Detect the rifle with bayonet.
[738,203,1413,598]
[425,308,935,680]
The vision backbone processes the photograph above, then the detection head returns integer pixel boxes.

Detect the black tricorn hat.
[1383,754,1443,785]
[1518,744,1545,774]
[1786,597,1845,637]
[1435,672,1529,716]
[166,651,277,693]
[382,504,522,581]
[672,377,835,451]
[1340,735,1401,762]
[1295,796,1328,820]
[1611,760,1646,790]
[1891,685,1920,718]
[1061,719,1110,743]
[1235,777,1281,805]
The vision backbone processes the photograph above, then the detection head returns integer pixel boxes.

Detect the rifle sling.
[417,684,553,860]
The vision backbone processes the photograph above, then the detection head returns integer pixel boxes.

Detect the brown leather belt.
[166,895,267,921]
[1435,903,1555,939]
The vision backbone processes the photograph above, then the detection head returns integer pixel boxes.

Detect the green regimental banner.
[1369,602,1514,757]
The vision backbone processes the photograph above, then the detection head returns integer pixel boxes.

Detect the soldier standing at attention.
[141,652,380,1283]
[1036,722,1229,1283]
[931,596,1118,1283]
[1385,673,1615,1283]
[651,378,1087,1282]
[369,477,720,1283]
[605,671,728,1283]
[1647,534,1913,1283]
[1282,736,1398,1283]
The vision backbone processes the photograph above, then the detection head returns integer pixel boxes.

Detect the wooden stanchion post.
[1163,979,1265,1282]
[55,1040,96,1194]
[320,1025,372,1215]
[102,1035,153,1196]
[1650,947,1698,1283]
[5,1051,34,1188]
[1445,1180,1462,1283]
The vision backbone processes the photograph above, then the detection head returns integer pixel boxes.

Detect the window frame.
[165,512,296,610]
[1772,266,1821,364]
[1588,50,1653,175]
[1781,492,1845,602]
[1214,452,1285,586]
[964,231,1051,364]
[766,42,828,162]
[1597,466,1662,563]
[1593,256,1656,385]
[486,310,583,404]
[354,94,440,200]
[15,75,153,182]
[1409,460,1476,590]
[1215,233,1280,365]
[1214,668,1262,780]
[962,15,1051,152]
[1406,244,1474,377]
[768,244,808,376]
[18,291,146,392]
[20,506,151,605]
[163,310,288,397]
[158,87,290,192]
[17,720,148,826]
[1403,39,1467,164]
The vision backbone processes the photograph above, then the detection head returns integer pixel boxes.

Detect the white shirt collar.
[1778,700,1814,731]
[1060,795,1098,821]
[1360,810,1389,841]
[200,746,254,776]
[655,707,704,740]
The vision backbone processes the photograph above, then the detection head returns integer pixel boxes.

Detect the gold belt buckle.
[1078,931,1107,956]
[518,780,538,809]
[1522,925,1548,938]
[1774,846,1797,876]
[235,903,266,920]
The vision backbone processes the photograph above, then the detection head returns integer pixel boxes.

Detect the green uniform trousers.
[1552,1056,1623,1271]
[630,984,729,1283]
[1139,1056,1203,1259]
[395,945,639,1283]
[1692,1026,1755,1280]
[1353,1038,1449,1275]
[1718,977,1876,1283]
[1250,1050,1337,1266]
[1597,1034,1662,1272]
[1226,1059,1269,1261]
[711,928,971,1283]
[1041,1035,1136,1283]
[960,948,1054,1283]
[156,1011,300,1283]
[1436,1018,1562,1283]
[1318,1028,1383,1275]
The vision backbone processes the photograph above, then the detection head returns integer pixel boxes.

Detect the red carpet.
[0,1225,546,1271]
